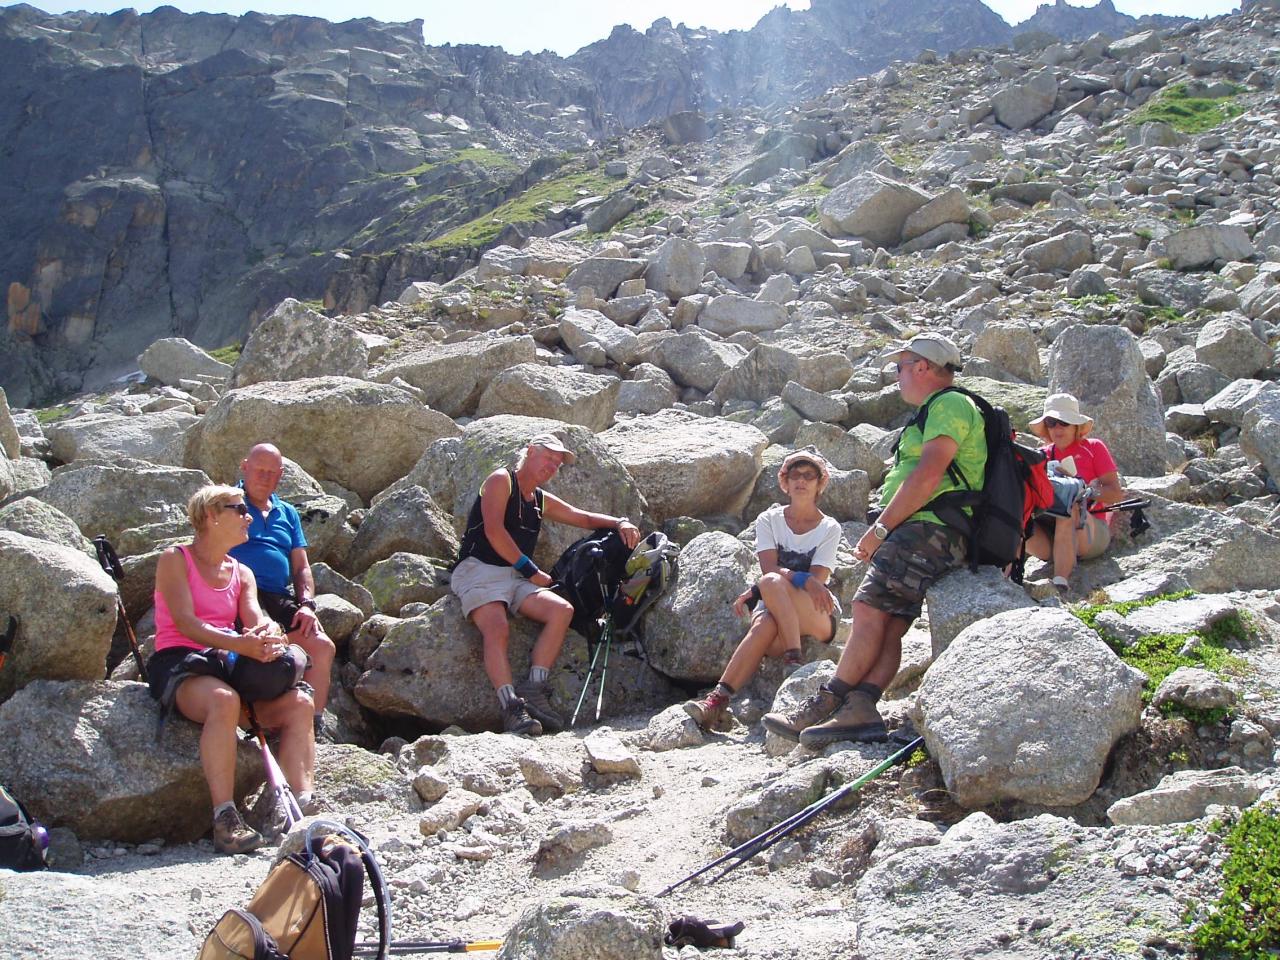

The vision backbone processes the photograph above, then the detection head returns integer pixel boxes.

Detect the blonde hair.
[187,484,245,530]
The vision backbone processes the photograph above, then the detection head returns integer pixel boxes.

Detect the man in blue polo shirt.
[231,443,336,734]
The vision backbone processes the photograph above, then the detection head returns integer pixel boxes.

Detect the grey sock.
[853,682,883,701]
[825,677,855,698]
[213,800,236,820]
[497,684,518,708]
[528,665,550,684]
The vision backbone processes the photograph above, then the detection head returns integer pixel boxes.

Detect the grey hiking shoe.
[515,679,564,733]
[761,685,843,742]
[683,688,730,730]
[798,690,888,748]
[503,697,543,737]
[212,806,265,855]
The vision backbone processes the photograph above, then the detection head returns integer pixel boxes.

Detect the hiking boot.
[761,685,844,742]
[515,679,564,733]
[683,688,731,730]
[212,806,265,855]
[502,697,543,737]
[797,690,888,748]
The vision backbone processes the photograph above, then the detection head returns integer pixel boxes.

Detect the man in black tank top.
[451,433,641,736]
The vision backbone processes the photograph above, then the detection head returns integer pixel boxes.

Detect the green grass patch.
[422,169,616,251]
[1189,804,1280,958]
[1145,305,1190,326]
[1066,293,1121,308]
[207,343,242,365]
[1073,590,1249,721]
[789,181,831,198]
[1135,227,1155,241]
[379,147,517,180]
[1126,82,1246,135]
[34,404,72,424]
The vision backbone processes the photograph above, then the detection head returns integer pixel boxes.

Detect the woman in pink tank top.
[148,484,316,855]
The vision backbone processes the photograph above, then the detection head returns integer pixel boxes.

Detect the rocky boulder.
[0,496,94,555]
[1047,325,1166,476]
[138,337,232,386]
[992,68,1059,130]
[1022,230,1094,273]
[558,309,643,366]
[0,532,118,703]
[1240,386,1280,481]
[45,409,198,466]
[368,336,536,418]
[698,295,788,336]
[563,257,646,298]
[0,681,262,841]
[1107,767,1263,826]
[342,485,460,578]
[644,237,705,301]
[643,532,754,683]
[925,566,1037,658]
[231,298,369,387]
[1195,313,1272,380]
[647,331,746,393]
[600,411,767,522]
[477,363,619,432]
[972,321,1042,383]
[496,888,665,960]
[1165,224,1255,271]
[818,172,931,248]
[914,607,1145,807]
[190,377,459,501]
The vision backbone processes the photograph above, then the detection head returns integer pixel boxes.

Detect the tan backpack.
[197,820,389,960]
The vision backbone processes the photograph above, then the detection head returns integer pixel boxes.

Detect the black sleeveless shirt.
[457,469,544,566]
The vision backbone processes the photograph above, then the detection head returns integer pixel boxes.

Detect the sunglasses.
[1043,418,1071,428]
[220,502,251,516]
[787,469,821,482]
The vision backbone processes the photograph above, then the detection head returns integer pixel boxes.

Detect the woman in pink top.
[1025,394,1126,594]
[147,484,315,855]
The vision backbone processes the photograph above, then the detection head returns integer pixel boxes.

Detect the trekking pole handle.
[92,535,125,581]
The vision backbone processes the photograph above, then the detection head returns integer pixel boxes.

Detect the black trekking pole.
[353,938,502,954]
[0,614,16,675]
[91,535,148,682]
[657,735,924,897]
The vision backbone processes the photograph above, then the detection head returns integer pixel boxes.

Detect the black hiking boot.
[797,690,889,748]
[516,679,564,733]
[502,697,543,737]
[212,806,266,855]
[761,685,844,742]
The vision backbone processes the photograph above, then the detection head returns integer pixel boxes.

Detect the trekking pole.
[246,705,303,832]
[91,535,149,682]
[593,616,614,723]
[353,939,502,954]
[656,736,924,897]
[0,614,16,674]
[1089,497,1150,515]
[570,635,607,727]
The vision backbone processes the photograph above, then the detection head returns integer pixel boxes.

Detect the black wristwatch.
[298,598,317,611]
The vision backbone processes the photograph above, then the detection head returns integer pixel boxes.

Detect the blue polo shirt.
[229,488,307,595]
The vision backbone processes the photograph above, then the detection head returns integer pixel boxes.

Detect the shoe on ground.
[299,793,324,817]
[515,679,564,733]
[683,689,730,730]
[502,697,543,737]
[761,685,843,742]
[797,690,889,748]
[213,806,266,855]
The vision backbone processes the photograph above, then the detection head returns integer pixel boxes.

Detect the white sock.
[528,666,549,684]
[497,684,518,708]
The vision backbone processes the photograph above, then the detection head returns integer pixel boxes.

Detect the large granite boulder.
[818,172,932,247]
[376,416,647,570]
[190,377,459,501]
[1022,230,1095,273]
[648,330,746,393]
[37,457,208,546]
[563,257,646,298]
[1240,386,1280,481]
[341,484,460,577]
[1165,224,1255,271]
[477,363,619,432]
[0,496,95,555]
[643,532,754,684]
[1047,326,1166,476]
[0,387,19,460]
[713,341,853,406]
[45,409,198,466]
[992,68,1059,130]
[1195,313,1273,380]
[231,298,369,387]
[354,595,676,729]
[697,295,788,336]
[914,607,1145,807]
[0,680,261,842]
[496,888,665,960]
[558,309,643,366]
[0,532,118,703]
[1107,767,1263,826]
[138,337,232,386]
[926,566,1037,658]
[644,237,705,301]
[972,321,1042,383]
[368,336,536,418]
[600,411,768,522]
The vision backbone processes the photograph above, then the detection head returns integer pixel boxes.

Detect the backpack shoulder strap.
[305,820,390,960]
[891,385,959,461]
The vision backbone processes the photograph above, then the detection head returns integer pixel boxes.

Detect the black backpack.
[550,529,679,644]
[0,783,48,872]
[893,385,1049,576]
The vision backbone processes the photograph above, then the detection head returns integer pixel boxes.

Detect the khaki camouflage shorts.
[854,520,967,620]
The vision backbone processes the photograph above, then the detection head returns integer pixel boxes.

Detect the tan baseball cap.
[895,332,964,371]
[529,433,576,465]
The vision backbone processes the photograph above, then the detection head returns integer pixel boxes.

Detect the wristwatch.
[298,597,317,611]
[871,521,891,541]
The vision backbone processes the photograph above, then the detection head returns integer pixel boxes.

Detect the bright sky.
[9,0,1241,56]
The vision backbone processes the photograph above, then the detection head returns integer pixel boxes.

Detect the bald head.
[241,442,284,506]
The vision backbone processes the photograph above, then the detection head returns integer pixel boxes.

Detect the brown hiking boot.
[798,690,889,748]
[212,806,266,855]
[761,685,844,742]
[502,697,543,737]
[515,679,564,733]
[683,688,731,730]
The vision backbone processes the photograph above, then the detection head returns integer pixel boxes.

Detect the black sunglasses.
[220,502,251,516]
[1043,417,1070,428]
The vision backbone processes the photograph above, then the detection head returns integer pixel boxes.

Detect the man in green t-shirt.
[764,332,984,747]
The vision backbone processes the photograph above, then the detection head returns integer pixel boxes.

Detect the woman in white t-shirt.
[684,449,843,730]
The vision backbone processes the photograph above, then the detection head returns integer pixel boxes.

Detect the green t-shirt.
[880,388,987,526]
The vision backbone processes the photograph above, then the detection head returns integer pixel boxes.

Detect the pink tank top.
[153,546,242,652]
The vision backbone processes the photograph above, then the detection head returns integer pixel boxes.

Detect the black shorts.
[146,645,226,714]
[258,590,303,631]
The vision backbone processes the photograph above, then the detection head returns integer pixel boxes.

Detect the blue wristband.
[791,571,811,589]
[514,554,538,578]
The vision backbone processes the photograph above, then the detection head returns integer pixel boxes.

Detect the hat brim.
[1029,414,1094,442]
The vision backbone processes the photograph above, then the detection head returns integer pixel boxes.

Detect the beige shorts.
[451,557,549,617]
[1079,514,1112,560]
